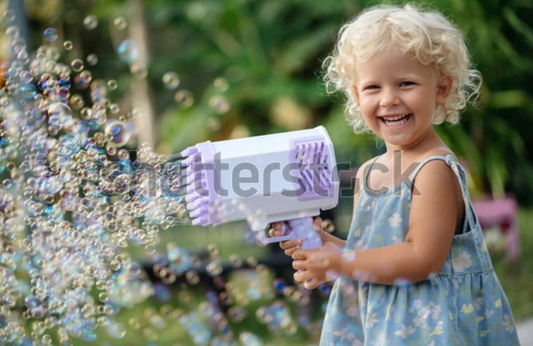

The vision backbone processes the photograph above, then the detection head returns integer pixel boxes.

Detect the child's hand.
[269,218,324,256]
[291,242,343,290]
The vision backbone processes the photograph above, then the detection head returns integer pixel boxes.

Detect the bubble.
[113,16,128,30]
[128,262,141,276]
[63,41,73,50]
[42,334,52,344]
[108,323,126,339]
[83,15,98,30]
[109,103,120,114]
[393,278,412,286]
[341,250,356,262]
[117,149,129,160]
[87,54,98,66]
[104,119,130,147]
[130,64,147,79]
[58,78,70,89]
[185,270,199,285]
[207,243,219,255]
[6,25,19,39]
[3,9,15,22]
[162,72,180,89]
[145,244,156,255]
[117,40,139,64]
[213,77,229,92]
[20,70,32,83]
[159,268,177,284]
[229,254,242,268]
[174,90,194,108]
[272,278,287,293]
[206,117,221,131]
[246,256,258,268]
[106,145,117,156]
[44,28,58,42]
[167,246,192,274]
[0,25,226,345]
[107,79,118,90]
[227,306,247,323]
[206,261,223,277]
[427,272,438,281]
[20,83,37,99]
[70,94,84,109]
[48,103,72,129]
[71,59,84,72]
[239,332,263,346]
[209,95,230,114]
[322,219,336,232]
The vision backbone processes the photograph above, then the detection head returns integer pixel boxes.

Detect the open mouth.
[380,113,412,127]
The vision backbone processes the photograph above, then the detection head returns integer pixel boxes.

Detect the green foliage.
[52,0,533,202]
[127,0,533,204]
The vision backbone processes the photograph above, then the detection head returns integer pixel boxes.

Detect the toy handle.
[259,217,323,250]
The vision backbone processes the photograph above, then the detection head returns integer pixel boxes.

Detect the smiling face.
[353,45,452,151]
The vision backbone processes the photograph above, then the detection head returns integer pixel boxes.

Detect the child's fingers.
[284,246,300,256]
[313,217,323,233]
[279,238,302,250]
[292,260,305,271]
[291,249,307,260]
[293,270,305,283]
[304,279,317,290]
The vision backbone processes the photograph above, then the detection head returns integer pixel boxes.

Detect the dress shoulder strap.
[408,155,478,231]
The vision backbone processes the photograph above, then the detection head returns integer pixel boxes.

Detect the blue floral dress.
[320,155,520,346]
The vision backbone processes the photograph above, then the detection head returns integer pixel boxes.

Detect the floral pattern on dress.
[320,155,520,346]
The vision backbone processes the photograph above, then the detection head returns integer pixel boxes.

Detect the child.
[271,4,520,345]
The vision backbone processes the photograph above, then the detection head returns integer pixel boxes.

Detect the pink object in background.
[472,196,520,261]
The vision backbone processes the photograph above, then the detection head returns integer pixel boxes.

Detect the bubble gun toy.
[180,126,339,250]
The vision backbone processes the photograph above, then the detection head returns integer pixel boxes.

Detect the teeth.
[383,114,410,121]
[383,114,410,126]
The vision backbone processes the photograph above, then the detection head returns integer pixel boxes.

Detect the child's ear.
[436,75,453,103]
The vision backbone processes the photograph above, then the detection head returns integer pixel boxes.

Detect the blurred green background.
[2,0,533,345]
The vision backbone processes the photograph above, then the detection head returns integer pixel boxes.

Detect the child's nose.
[379,88,400,107]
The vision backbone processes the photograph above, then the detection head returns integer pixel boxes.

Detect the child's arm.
[292,160,461,287]
[319,228,345,248]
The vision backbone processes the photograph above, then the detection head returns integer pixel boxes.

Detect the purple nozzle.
[181,146,198,158]
[192,216,209,226]
[182,155,197,167]
[190,207,208,218]
[185,191,199,203]
[186,196,208,211]
[186,171,205,185]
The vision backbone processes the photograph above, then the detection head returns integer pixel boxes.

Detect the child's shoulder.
[409,148,460,184]
[409,148,466,235]
[413,148,458,164]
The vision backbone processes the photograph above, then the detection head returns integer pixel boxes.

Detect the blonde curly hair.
[322,3,482,134]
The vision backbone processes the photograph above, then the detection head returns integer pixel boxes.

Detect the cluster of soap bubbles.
[0,11,330,346]
[0,19,198,344]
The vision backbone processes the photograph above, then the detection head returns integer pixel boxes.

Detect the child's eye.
[400,81,414,87]
[366,85,379,90]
